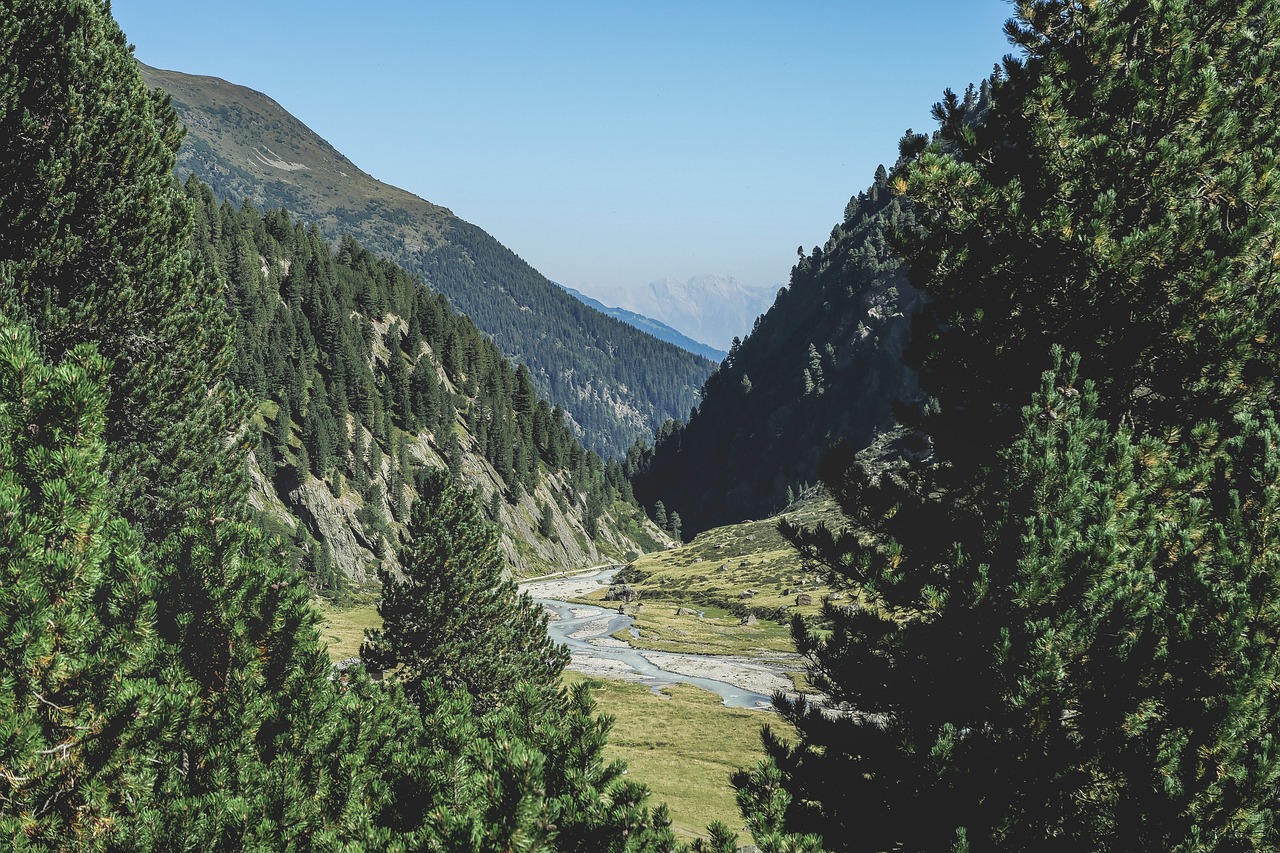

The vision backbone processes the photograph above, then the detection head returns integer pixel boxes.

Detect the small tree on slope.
[362,466,567,711]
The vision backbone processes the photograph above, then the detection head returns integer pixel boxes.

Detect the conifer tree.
[0,0,247,542]
[362,468,568,712]
[0,322,172,847]
[759,2,1280,850]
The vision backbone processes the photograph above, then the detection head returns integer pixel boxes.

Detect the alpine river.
[520,566,802,711]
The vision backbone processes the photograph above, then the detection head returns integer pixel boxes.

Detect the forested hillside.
[629,161,928,536]
[138,63,715,458]
[185,181,666,581]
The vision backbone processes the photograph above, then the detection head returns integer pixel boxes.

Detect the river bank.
[521,567,806,710]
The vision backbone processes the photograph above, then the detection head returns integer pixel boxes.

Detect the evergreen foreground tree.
[0,1,682,849]
[362,467,568,711]
[0,321,171,847]
[754,1,1280,850]
[0,0,246,544]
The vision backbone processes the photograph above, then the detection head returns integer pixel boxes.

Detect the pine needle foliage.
[362,467,568,712]
[758,2,1280,850]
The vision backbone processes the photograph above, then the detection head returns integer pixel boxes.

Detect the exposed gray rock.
[605,584,638,602]
[795,592,814,606]
[289,477,381,583]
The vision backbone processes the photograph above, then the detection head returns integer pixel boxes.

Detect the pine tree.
[757,2,1280,850]
[362,468,568,712]
[0,321,172,846]
[0,5,378,847]
[0,0,247,542]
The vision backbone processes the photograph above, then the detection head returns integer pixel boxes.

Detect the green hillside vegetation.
[726,2,1280,851]
[628,163,924,537]
[0,4,684,848]
[184,180,667,583]
[562,673,795,844]
[9,0,1280,851]
[139,62,716,460]
[585,491,844,659]
[559,283,728,362]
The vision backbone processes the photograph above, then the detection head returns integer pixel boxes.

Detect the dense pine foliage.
[746,1,1280,850]
[362,467,569,712]
[0,2,679,848]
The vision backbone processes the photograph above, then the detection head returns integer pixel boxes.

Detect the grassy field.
[580,491,851,658]
[565,672,790,844]
[314,585,381,662]
[314,596,789,845]
[312,498,837,842]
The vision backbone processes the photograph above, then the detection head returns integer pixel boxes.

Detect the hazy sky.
[111,1,1015,297]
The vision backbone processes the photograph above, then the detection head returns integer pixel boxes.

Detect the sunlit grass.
[313,591,381,662]
[565,672,791,844]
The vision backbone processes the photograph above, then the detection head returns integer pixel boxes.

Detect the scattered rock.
[738,590,756,599]
[795,593,814,606]
[740,612,758,626]
[605,584,637,602]
[829,592,845,602]
[675,607,699,616]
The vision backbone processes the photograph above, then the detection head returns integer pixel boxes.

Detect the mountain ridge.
[139,61,714,459]
[584,274,778,352]
[628,166,922,536]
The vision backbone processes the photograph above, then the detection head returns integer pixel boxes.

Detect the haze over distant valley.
[576,275,778,352]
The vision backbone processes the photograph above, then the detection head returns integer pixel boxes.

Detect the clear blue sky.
[112,0,1015,297]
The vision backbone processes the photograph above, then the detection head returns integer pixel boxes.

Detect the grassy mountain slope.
[140,62,714,458]
[629,167,922,536]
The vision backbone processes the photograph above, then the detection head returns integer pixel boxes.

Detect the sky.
[111,0,1015,298]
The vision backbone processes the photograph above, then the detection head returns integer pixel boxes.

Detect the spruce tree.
[362,467,568,712]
